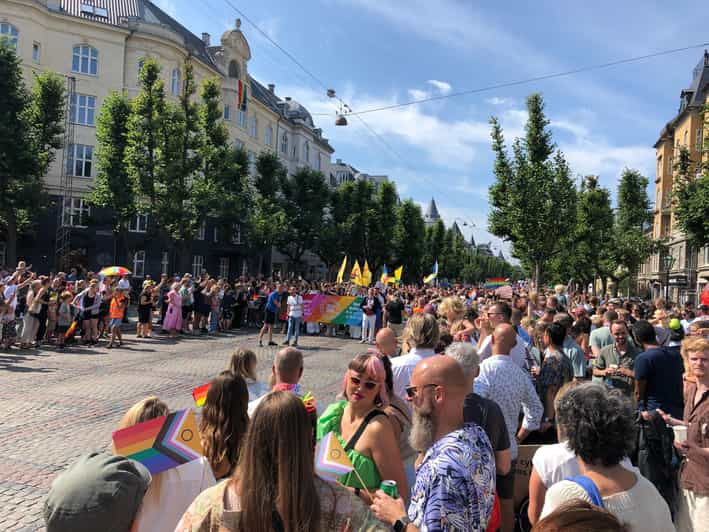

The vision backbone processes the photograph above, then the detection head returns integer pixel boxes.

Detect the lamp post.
[663,253,676,302]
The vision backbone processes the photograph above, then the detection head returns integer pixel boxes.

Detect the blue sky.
[157,0,707,259]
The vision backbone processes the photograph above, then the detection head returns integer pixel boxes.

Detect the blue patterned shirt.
[408,424,495,531]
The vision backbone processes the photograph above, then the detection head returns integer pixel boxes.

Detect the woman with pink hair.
[316,353,408,503]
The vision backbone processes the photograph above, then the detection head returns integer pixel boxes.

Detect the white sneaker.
[360,339,366,343]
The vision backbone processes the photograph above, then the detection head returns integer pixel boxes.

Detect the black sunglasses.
[405,383,439,399]
[350,375,377,390]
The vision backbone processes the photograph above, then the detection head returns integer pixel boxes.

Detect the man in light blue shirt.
[555,313,586,380]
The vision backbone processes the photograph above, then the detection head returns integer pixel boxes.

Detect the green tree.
[392,199,426,282]
[251,152,288,274]
[609,168,654,294]
[488,93,577,286]
[0,42,64,265]
[423,220,445,273]
[673,144,709,247]
[88,91,134,265]
[276,168,330,268]
[368,181,398,269]
[126,58,166,212]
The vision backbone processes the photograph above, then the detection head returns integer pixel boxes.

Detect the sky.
[155,0,708,260]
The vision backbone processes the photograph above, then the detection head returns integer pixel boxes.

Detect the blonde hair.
[554,285,565,295]
[227,348,258,380]
[405,313,440,349]
[118,396,169,429]
[438,297,465,319]
[681,336,709,384]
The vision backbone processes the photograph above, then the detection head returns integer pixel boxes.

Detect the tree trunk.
[534,261,541,292]
[6,210,18,267]
[601,277,607,297]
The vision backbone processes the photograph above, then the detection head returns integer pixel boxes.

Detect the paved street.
[0,328,363,531]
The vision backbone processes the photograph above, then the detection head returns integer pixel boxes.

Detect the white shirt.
[131,456,215,532]
[287,294,303,318]
[391,347,437,403]
[118,278,130,290]
[541,472,674,532]
[532,441,634,488]
[474,354,543,459]
[3,284,18,311]
[478,334,530,370]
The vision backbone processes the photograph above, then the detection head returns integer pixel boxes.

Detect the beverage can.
[380,480,398,499]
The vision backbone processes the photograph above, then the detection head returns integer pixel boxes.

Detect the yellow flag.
[362,261,372,287]
[394,265,403,283]
[350,260,361,283]
[336,256,347,283]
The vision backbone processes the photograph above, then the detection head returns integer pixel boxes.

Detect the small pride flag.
[315,432,354,482]
[192,383,210,408]
[112,409,203,475]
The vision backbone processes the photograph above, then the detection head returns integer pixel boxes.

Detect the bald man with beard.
[372,356,496,532]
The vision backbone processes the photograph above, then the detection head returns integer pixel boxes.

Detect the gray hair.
[444,342,480,380]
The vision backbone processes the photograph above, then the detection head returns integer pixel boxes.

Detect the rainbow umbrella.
[99,266,132,277]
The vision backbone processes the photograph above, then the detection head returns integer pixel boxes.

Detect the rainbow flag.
[192,383,210,407]
[64,321,78,339]
[484,277,510,289]
[237,80,248,111]
[112,409,203,475]
[315,431,354,482]
[302,294,364,326]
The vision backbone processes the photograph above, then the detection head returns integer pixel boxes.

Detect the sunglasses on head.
[350,374,377,390]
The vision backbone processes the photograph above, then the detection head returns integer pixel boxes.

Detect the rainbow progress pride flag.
[484,277,510,289]
[112,409,203,475]
[302,294,364,326]
[315,431,354,482]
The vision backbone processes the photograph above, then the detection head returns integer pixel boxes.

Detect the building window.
[304,141,310,164]
[231,223,242,244]
[248,151,256,175]
[223,104,231,121]
[67,144,93,177]
[32,42,40,63]
[280,131,288,154]
[249,116,258,138]
[69,94,96,126]
[697,128,703,151]
[291,140,298,160]
[137,58,145,79]
[316,152,322,171]
[62,198,89,227]
[219,257,229,279]
[171,68,181,96]
[668,156,673,175]
[234,139,244,151]
[192,255,204,276]
[237,109,246,128]
[132,250,146,278]
[129,213,149,233]
[228,60,239,79]
[197,221,206,240]
[0,23,19,49]
[265,125,273,146]
[161,251,169,275]
[684,130,689,146]
[704,246,709,266]
[72,44,98,75]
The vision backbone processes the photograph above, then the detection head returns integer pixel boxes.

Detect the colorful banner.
[303,294,364,325]
[484,277,510,289]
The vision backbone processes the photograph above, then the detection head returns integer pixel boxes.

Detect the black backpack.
[630,411,679,514]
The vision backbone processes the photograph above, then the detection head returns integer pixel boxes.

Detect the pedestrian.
[589,310,618,357]
[248,346,306,415]
[20,279,44,349]
[592,320,639,398]
[360,288,381,344]
[283,285,303,347]
[107,288,128,348]
[532,500,630,532]
[384,291,406,338]
[390,313,440,402]
[137,281,154,339]
[55,292,74,350]
[371,355,496,531]
[162,282,182,338]
[226,348,269,401]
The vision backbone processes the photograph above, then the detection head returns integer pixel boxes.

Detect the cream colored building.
[0,0,335,277]
[638,51,709,303]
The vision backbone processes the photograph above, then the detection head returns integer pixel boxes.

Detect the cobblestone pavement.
[0,327,365,531]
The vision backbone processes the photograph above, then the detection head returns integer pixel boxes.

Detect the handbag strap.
[344,409,386,452]
[565,475,605,508]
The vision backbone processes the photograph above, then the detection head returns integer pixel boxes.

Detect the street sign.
[669,276,688,285]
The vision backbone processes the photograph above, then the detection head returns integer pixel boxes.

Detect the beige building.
[638,51,709,303]
[0,0,335,277]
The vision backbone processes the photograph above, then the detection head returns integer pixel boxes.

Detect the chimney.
[268,83,275,93]
[336,158,342,165]
[285,96,291,102]
[201,33,210,46]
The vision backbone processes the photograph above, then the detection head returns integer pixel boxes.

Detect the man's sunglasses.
[405,383,440,399]
[350,375,377,390]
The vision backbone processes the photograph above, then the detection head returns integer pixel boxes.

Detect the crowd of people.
[30,265,709,531]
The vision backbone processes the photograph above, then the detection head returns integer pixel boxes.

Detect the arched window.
[684,130,689,146]
[137,59,145,80]
[171,68,181,96]
[0,22,19,48]
[228,60,240,79]
[304,141,310,163]
[281,131,288,154]
[72,44,98,75]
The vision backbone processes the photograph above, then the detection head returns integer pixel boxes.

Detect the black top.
[463,392,511,453]
[386,299,405,324]
[359,297,382,315]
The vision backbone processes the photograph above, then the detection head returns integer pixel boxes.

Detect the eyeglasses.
[405,383,440,399]
[349,374,377,390]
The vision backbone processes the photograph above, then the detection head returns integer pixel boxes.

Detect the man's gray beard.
[409,408,436,452]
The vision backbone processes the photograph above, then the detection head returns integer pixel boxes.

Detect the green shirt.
[316,400,382,490]
[594,343,639,396]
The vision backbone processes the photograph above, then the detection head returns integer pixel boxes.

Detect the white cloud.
[486,97,512,106]
[407,88,429,100]
[427,79,452,94]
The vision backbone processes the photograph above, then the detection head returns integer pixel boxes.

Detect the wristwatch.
[393,515,411,532]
